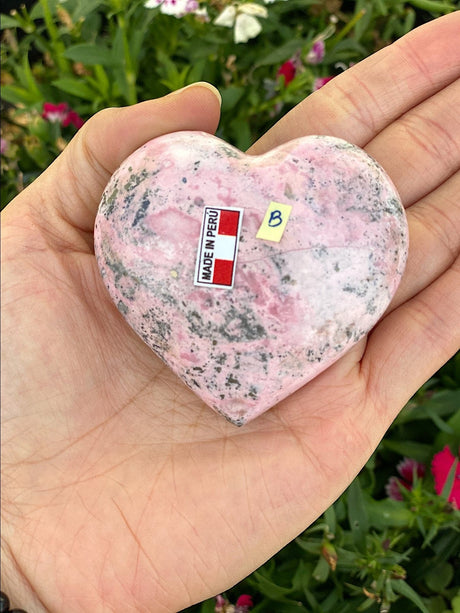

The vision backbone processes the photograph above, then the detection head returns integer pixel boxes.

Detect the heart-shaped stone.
[94,131,408,425]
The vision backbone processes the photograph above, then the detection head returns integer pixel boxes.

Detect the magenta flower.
[385,457,426,501]
[42,102,84,130]
[312,76,334,91]
[277,60,296,86]
[397,457,426,482]
[0,137,8,155]
[42,102,69,123]
[307,39,325,64]
[236,594,253,612]
[385,476,411,501]
[215,594,253,612]
[432,445,460,509]
[63,109,85,129]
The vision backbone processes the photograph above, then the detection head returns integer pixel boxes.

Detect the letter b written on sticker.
[268,210,283,227]
[256,201,292,242]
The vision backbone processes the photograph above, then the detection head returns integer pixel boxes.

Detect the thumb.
[7,83,222,241]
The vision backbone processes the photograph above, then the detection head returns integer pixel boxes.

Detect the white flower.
[214,3,268,44]
[144,0,200,18]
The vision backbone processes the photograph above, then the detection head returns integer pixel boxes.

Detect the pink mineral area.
[94,131,408,425]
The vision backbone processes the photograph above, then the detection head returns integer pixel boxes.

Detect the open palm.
[2,13,459,613]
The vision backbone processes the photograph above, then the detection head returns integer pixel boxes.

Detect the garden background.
[1,1,459,611]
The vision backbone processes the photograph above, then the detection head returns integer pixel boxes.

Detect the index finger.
[249,12,460,154]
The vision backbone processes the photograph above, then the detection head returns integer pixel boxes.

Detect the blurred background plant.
[1,0,459,207]
[184,355,460,613]
[1,1,459,610]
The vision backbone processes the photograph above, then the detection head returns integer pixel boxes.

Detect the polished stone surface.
[95,131,408,425]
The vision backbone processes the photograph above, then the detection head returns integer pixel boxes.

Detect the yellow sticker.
[256,201,292,242]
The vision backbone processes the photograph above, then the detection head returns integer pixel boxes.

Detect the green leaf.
[229,117,252,151]
[23,137,52,168]
[423,595,449,613]
[70,0,106,21]
[382,440,433,463]
[407,0,456,13]
[0,84,39,105]
[335,547,360,570]
[254,39,304,68]
[16,54,42,99]
[392,579,431,613]
[357,596,377,611]
[425,561,454,593]
[399,390,460,423]
[366,497,413,529]
[435,406,460,448]
[324,505,337,535]
[0,14,22,29]
[91,64,110,98]
[221,86,245,113]
[199,599,216,613]
[250,570,294,601]
[63,43,117,66]
[347,478,369,550]
[295,536,322,554]
[440,457,459,501]
[425,404,455,433]
[312,555,330,583]
[51,77,96,101]
[453,593,460,613]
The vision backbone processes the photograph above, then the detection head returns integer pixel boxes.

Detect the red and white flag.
[194,206,244,288]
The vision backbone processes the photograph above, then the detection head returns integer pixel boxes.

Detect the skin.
[2,12,460,613]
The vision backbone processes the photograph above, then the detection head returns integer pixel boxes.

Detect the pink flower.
[63,109,85,129]
[277,60,296,86]
[385,476,411,501]
[42,102,69,123]
[215,594,253,612]
[432,446,460,509]
[397,457,426,482]
[215,595,226,612]
[0,137,8,155]
[144,0,200,17]
[307,39,325,64]
[42,102,84,130]
[236,594,253,611]
[385,457,426,501]
[312,76,334,91]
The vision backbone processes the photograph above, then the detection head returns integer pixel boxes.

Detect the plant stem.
[39,0,70,74]
[334,9,367,44]
[117,12,137,105]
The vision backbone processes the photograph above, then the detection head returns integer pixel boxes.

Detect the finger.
[389,170,460,312]
[10,83,222,236]
[365,78,460,208]
[248,12,460,154]
[362,255,460,419]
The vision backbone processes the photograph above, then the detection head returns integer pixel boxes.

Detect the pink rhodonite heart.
[94,131,408,425]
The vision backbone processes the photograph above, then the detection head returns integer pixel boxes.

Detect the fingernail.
[171,81,222,107]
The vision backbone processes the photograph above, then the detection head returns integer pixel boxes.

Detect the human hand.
[2,13,459,613]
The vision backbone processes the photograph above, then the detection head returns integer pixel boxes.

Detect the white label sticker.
[194,206,244,289]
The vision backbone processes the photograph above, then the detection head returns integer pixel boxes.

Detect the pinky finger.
[361,257,460,420]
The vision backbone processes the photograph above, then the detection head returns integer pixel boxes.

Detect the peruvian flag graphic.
[194,207,244,288]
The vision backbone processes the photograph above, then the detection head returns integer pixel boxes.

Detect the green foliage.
[184,357,460,612]
[2,0,459,207]
[1,3,459,608]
